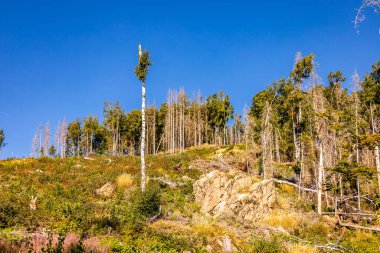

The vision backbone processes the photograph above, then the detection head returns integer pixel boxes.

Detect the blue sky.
[0,0,379,158]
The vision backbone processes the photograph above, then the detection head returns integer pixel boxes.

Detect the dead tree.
[44,121,50,156]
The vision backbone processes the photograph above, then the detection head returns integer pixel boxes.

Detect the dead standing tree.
[135,44,151,193]
[261,101,273,179]
[61,118,67,158]
[312,86,329,215]
[43,121,50,156]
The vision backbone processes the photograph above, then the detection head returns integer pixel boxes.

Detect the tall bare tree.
[55,121,61,156]
[44,121,50,156]
[135,44,151,192]
[352,70,362,210]
[60,118,67,158]
[32,134,38,157]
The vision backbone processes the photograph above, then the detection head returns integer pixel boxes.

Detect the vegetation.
[2,49,380,251]
[0,129,5,154]
[0,145,379,252]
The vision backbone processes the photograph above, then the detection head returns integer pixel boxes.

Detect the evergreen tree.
[83,116,101,155]
[360,61,380,193]
[125,110,142,155]
[49,145,56,157]
[67,119,82,157]
[103,101,124,156]
[205,91,234,145]
[0,129,5,154]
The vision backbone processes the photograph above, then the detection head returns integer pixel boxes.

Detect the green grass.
[0,146,218,251]
[1,146,380,252]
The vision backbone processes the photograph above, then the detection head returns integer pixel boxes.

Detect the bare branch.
[354,0,380,33]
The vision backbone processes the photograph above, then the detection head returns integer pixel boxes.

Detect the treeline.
[32,89,240,157]
[32,53,380,214]
[249,53,380,214]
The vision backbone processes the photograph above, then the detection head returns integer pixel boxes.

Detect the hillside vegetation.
[0,145,380,252]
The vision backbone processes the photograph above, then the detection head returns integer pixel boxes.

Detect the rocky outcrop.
[95,182,115,197]
[194,170,275,222]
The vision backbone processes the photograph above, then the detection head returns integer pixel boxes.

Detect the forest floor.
[0,145,379,252]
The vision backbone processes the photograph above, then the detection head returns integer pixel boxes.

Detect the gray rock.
[95,182,115,197]
[194,170,275,222]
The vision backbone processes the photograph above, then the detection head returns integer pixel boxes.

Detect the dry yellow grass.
[150,219,190,234]
[261,211,308,232]
[190,222,244,251]
[191,222,225,238]
[288,243,318,253]
[116,173,133,188]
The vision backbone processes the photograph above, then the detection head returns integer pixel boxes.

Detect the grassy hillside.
[0,145,379,252]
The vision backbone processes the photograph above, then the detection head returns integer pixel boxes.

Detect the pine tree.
[360,61,380,193]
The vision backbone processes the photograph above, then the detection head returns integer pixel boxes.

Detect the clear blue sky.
[0,0,379,158]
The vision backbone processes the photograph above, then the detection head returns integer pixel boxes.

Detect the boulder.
[194,170,275,222]
[95,182,115,197]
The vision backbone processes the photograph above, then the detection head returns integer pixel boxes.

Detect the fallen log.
[272,179,335,201]
[322,212,375,217]
[339,222,380,232]
[272,179,317,194]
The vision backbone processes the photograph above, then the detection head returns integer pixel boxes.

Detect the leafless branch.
[354,0,380,33]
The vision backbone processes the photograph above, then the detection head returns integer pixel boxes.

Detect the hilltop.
[0,145,379,252]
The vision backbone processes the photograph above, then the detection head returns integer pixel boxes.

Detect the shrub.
[116,174,133,188]
[135,187,161,218]
[0,204,17,228]
[110,186,161,232]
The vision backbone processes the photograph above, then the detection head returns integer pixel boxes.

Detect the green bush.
[109,186,161,232]
[134,187,161,218]
[0,204,17,228]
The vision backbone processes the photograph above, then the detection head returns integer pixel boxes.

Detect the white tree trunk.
[141,81,146,192]
[317,142,324,215]
[370,103,380,194]
[375,145,380,194]
[355,93,361,210]
[153,107,156,155]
